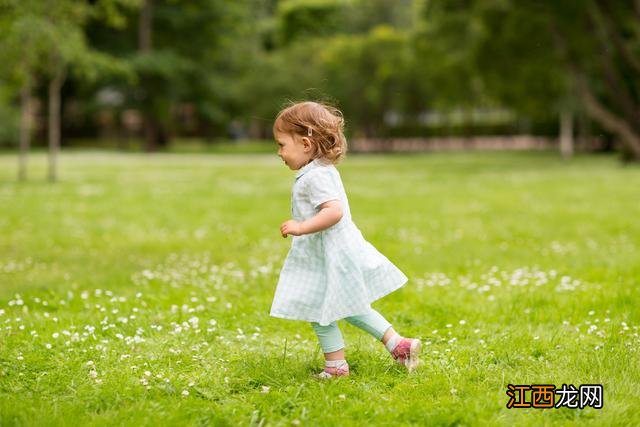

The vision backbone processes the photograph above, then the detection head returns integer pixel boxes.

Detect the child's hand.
[280,220,304,238]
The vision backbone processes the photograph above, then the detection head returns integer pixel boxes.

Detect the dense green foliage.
[1,152,639,425]
[0,0,639,157]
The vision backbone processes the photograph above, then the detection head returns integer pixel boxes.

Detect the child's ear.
[301,137,312,152]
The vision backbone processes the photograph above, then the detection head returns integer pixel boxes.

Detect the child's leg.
[345,308,421,371]
[310,321,349,377]
[344,308,392,341]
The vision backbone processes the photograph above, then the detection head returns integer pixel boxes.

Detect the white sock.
[325,359,348,368]
[385,333,402,353]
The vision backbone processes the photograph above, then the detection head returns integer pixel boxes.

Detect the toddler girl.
[270,101,421,378]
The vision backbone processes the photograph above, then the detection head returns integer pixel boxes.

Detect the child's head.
[273,101,347,168]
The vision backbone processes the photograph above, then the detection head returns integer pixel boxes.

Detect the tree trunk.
[138,0,164,152]
[139,0,152,52]
[560,110,574,159]
[18,78,31,181]
[48,62,65,183]
[143,117,167,151]
[577,78,640,160]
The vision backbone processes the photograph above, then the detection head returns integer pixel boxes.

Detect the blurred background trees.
[0,0,638,162]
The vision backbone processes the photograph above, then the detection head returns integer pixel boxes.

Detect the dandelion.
[261,386,270,393]
[181,390,189,396]
[45,343,52,349]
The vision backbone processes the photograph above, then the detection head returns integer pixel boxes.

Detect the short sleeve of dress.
[306,168,340,209]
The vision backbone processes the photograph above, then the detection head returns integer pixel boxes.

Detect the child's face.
[275,132,314,170]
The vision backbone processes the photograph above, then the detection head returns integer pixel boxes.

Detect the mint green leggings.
[310,308,392,353]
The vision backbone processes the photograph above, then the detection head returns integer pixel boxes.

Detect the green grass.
[0,150,639,426]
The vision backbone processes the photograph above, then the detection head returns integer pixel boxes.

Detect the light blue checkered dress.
[270,159,408,326]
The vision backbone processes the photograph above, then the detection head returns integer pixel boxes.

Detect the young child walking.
[269,101,421,378]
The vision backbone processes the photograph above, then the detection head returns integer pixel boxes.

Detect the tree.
[85,0,251,150]
[0,0,49,181]
[421,0,640,160]
[0,0,134,181]
[320,26,412,137]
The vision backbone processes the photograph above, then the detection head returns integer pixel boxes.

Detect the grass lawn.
[0,150,639,426]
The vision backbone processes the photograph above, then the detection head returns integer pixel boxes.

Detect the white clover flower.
[181,390,189,396]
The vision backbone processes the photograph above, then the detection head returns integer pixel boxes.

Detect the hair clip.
[308,127,313,137]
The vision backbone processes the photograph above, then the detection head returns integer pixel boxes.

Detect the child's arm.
[280,200,343,237]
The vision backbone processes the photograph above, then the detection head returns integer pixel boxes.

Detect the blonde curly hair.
[273,101,347,164]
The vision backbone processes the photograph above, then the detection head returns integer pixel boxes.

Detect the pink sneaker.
[391,338,421,372]
[316,363,350,379]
